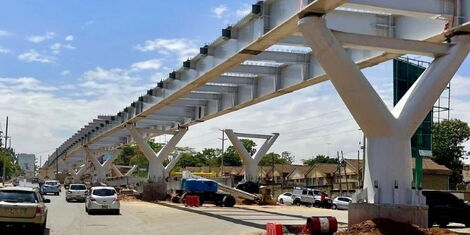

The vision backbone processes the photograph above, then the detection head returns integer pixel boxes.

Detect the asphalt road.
[3,189,467,235]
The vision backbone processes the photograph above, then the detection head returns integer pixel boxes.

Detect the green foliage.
[432,119,470,188]
[0,148,22,180]
[302,154,339,166]
[259,152,294,166]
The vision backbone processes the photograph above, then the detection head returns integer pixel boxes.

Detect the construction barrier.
[306,216,337,234]
[184,195,200,207]
[267,216,337,235]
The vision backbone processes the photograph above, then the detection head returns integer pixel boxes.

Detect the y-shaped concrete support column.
[84,148,122,184]
[111,164,124,177]
[224,129,279,182]
[125,165,138,177]
[126,125,188,182]
[299,16,469,204]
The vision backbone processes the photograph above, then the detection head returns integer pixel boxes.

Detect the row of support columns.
[298,15,469,205]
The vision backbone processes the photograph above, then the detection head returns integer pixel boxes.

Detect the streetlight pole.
[219,129,227,177]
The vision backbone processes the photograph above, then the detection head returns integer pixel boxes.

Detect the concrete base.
[142,182,167,201]
[349,203,429,228]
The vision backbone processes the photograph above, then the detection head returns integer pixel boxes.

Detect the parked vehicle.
[332,196,352,210]
[422,191,470,228]
[0,186,50,233]
[277,192,294,205]
[292,187,332,208]
[85,187,120,215]
[64,176,74,189]
[41,180,61,195]
[66,184,88,202]
[176,178,237,207]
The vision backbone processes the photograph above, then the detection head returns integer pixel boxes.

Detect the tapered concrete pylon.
[224,129,279,183]
[84,148,122,184]
[299,16,470,205]
[126,125,188,182]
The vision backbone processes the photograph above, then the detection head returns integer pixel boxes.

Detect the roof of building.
[413,158,452,175]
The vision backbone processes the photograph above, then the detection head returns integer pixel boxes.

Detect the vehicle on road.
[66,184,88,202]
[64,176,73,189]
[85,187,120,215]
[177,178,237,207]
[292,187,332,208]
[41,180,61,195]
[331,196,352,210]
[422,191,470,228]
[0,186,50,233]
[277,192,294,205]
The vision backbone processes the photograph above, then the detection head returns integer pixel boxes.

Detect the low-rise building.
[463,164,470,184]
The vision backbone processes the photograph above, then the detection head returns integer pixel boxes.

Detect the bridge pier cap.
[298,16,470,205]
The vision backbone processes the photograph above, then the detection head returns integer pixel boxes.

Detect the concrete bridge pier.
[84,147,122,185]
[224,129,279,193]
[298,15,469,227]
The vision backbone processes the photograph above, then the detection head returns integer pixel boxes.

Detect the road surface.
[25,191,468,235]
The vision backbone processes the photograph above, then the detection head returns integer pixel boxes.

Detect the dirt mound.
[336,218,456,235]
[118,194,139,202]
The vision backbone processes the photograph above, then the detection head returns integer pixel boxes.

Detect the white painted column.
[298,16,470,204]
[111,164,124,177]
[125,165,138,177]
[126,125,188,182]
[164,153,183,177]
[224,129,279,182]
[84,148,122,184]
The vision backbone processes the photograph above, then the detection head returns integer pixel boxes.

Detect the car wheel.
[332,204,337,210]
[114,209,120,215]
[87,210,93,215]
[293,199,301,206]
[279,199,284,204]
[465,222,470,228]
[55,192,59,196]
[438,221,448,228]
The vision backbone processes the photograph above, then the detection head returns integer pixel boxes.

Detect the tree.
[0,148,22,180]
[221,139,257,166]
[302,154,339,166]
[432,119,470,188]
[259,152,294,166]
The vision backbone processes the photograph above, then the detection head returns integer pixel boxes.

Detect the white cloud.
[61,70,70,76]
[27,32,55,43]
[134,38,199,61]
[213,5,228,19]
[236,4,252,18]
[18,50,56,64]
[0,46,10,54]
[130,59,162,71]
[65,35,74,41]
[0,30,12,37]
[0,77,57,91]
[50,43,75,54]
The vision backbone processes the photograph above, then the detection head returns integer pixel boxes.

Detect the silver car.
[66,184,88,202]
[85,187,120,215]
[332,196,352,210]
[0,187,50,232]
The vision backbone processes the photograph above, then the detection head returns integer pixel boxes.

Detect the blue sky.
[0,1,469,166]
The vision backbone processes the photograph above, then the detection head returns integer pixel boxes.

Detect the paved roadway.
[42,191,349,235]
[23,191,467,235]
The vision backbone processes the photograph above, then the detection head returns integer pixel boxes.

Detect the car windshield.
[70,185,86,190]
[92,189,116,196]
[45,181,58,185]
[0,190,38,203]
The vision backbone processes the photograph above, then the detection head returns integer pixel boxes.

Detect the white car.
[332,196,352,210]
[66,184,88,202]
[277,192,294,205]
[85,187,120,215]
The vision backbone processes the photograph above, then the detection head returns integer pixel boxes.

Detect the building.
[17,153,36,178]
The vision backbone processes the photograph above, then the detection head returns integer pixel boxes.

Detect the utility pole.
[361,133,366,188]
[218,129,227,177]
[357,150,361,188]
[2,116,8,186]
[337,151,342,196]
[4,117,7,151]
[342,151,349,195]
